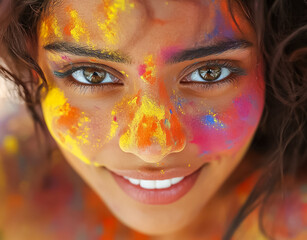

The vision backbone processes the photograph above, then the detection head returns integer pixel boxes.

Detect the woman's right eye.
[72,67,120,84]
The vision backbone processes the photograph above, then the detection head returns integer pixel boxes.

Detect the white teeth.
[128,178,140,185]
[155,179,171,189]
[123,176,184,189]
[140,180,156,189]
[171,177,184,185]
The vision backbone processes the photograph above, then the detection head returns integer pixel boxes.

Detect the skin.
[37,0,265,238]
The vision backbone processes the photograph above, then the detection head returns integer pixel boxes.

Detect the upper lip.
[106,164,206,180]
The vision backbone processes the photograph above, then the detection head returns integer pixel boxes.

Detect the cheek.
[175,79,265,157]
[41,88,113,165]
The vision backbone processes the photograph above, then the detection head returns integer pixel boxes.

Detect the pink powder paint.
[176,92,263,157]
[160,46,181,62]
[61,55,71,61]
[138,64,146,76]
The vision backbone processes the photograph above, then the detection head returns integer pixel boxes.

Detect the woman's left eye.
[189,66,231,83]
[72,67,119,84]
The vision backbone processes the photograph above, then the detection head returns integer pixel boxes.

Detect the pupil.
[83,68,106,83]
[199,67,221,81]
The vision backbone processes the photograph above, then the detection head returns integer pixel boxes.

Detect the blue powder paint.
[201,113,225,129]
[204,115,215,126]
[200,150,210,157]
[171,94,187,112]
[207,7,234,40]
[170,109,173,114]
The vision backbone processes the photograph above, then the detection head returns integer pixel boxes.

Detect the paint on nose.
[119,94,186,159]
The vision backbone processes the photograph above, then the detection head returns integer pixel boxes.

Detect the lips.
[109,166,203,205]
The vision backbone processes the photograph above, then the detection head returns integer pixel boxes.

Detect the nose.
[119,95,186,163]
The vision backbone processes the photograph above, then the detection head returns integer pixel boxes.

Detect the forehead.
[40,0,253,56]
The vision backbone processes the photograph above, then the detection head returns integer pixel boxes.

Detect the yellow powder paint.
[3,135,19,155]
[97,0,134,45]
[107,110,119,141]
[119,95,171,155]
[40,15,63,45]
[42,88,91,165]
[64,7,93,47]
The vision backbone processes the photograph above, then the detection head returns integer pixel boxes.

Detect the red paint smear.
[138,64,146,76]
[56,103,81,136]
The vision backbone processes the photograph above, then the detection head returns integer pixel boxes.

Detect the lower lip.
[110,168,202,205]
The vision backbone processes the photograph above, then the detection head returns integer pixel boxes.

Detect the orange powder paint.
[64,6,92,46]
[116,92,186,158]
[137,115,158,148]
[40,14,63,45]
[57,103,81,137]
[139,55,156,85]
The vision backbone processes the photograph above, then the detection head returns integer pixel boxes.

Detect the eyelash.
[179,60,246,90]
[53,60,245,94]
[53,63,124,93]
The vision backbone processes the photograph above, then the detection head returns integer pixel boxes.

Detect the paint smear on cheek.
[42,88,92,165]
[97,0,134,45]
[179,93,263,157]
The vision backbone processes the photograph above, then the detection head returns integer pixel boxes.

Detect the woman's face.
[38,0,264,235]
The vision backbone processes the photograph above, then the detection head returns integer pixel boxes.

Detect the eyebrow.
[167,39,253,64]
[44,42,131,63]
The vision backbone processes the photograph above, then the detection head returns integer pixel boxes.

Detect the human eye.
[180,60,246,89]
[53,63,124,93]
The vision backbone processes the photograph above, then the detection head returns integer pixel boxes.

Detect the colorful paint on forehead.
[205,1,235,41]
[42,88,91,165]
[64,6,93,47]
[40,14,63,45]
[97,0,134,45]
[138,55,156,85]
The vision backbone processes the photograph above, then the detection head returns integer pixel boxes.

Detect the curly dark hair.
[0,0,306,239]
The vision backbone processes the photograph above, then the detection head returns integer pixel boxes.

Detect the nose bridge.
[118,55,186,163]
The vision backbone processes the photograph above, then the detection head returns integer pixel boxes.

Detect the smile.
[110,166,204,205]
[123,176,185,189]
